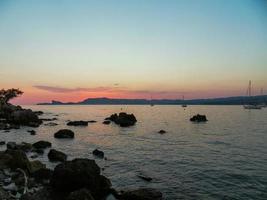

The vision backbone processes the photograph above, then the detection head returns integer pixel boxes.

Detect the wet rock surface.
[67,121,89,126]
[190,114,207,122]
[54,129,74,139]
[48,149,67,162]
[106,112,137,127]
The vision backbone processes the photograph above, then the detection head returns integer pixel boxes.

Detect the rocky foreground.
[0,103,163,200]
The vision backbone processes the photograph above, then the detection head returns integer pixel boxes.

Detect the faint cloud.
[33,85,112,93]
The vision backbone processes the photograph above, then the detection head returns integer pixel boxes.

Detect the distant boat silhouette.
[243,80,261,109]
[181,95,187,108]
[150,94,154,106]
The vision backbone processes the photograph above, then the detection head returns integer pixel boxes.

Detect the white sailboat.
[243,80,262,109]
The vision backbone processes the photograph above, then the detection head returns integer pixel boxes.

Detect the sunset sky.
[0,0,267,104]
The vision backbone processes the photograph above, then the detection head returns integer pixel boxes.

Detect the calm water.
[1,105,267,199]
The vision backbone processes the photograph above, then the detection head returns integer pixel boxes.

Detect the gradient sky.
[0,0,267,104]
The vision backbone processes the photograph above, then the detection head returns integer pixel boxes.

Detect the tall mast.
[248,80,251,97]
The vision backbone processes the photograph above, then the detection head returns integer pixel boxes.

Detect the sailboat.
[243,80,262,109]
[181,95,187,108]
[150,95,154,106]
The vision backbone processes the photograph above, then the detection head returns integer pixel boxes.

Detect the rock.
[158,130,166,134]
[17,142,32,152]
[21,187,54,200]
[29,160,46,174]
[48,149,67,162]
[7,142,17,150]
[190,114,207,122]
[9,109,42,127]
[92,149,104,159]
[44,122,58,126]
[107,112,137,127]
[4,149,32,173]
[120,188,163,200]
[30,154,38,159]
[67,121,89,126]
[3,182,18,192]
[103,120,111,125]
[40,118,57,121]
[0,187,11,200]
[54,129,74,139]
[67,188,95,200]
[51,158,111,199]
[137,174,152,182]
[88,120,97,123]
[0,141,5,145]
[32,168,53,182]
[34,111,44,115]
[31,148,44,154]
[28,130,36,135]
[32,141,51,149]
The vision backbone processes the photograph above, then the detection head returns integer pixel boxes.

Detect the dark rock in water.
[88,120,97,123]
[34,111,44,115]
[32,141,52,149]
[32,168,53,182]
[32,148,44,154]
[120,188,163,200]
[9,109,42,127]
[44,122,58,126]
[103,120,111,125]
[54,129,74,139]
[40,117,57,121]
[67,121,88,126]
[107,112,137,127]
[0,141,5,145]
[190,114,207,122]
[92,149,104,158]
[28,130,36,135]
[67,188,95,200]
[137,174,152,182]
[158,130,166,134]
[48,149,67,162]
[7,142,17,150]
[17,142,32,152]
[51,158,111,199]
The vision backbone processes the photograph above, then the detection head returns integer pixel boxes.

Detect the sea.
[1,105,267,200]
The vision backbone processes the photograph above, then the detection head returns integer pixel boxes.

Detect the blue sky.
[0,0,266,103]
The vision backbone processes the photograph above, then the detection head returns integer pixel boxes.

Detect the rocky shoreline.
[0,101,163,200]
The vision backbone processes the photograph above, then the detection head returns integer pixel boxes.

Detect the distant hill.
[37,95,267,105]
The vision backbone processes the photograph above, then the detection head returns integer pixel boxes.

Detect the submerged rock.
[0,141,5,145]
[92,149,104,158]
[27,130,36,135]
[190,114,207,122]
[44,122,58,126]
[106,112,137,127]
[120,188,163,200]
[48,149,67,162]
[158,130,166,134]
[103,120,111,125]
[54,129,74,139]
[32,141,52,149]
[67,121,88,126]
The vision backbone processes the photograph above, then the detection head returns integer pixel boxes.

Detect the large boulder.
[51,158,111,199]
[29,160,46,174]
[32,141,52,149]
[67,121,88,126]
[120,188,163,200]
[48,149,67,162]
[9,109,42,127]
[4,149,32,173]
[54,129,75,139]
[190,114,207,122]
[106,112,137,127]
